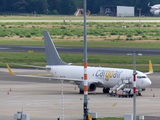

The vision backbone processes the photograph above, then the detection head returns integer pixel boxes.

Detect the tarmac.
[0,68,159,120]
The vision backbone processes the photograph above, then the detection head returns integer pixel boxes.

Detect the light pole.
[83,0,89,120]
[133,52,137,120]
[127,52,142,120]
[137,8,142,27]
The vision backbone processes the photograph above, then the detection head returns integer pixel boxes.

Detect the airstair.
[109,78,132,94]
[74,8,90,16]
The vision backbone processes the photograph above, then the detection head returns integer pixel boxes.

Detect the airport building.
[100,5,135,17]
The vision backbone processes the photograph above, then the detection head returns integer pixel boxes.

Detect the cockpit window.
[137,76,147,79]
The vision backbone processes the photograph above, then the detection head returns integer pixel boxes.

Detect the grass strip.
[0,40,159,49]
[1,15,160,20]
[1,52,160,71]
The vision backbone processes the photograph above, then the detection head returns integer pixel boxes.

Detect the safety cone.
[153,93,155,97]
[10,88,12,92]
[7,91,9,95]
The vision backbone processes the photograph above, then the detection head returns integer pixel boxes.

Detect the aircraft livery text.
[95,70,123,81]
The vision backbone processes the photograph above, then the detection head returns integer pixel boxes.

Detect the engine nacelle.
[78,82,96,92]
[154,10,160,16]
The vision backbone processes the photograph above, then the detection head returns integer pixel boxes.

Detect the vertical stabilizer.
[43,31,68,65]
[148,60,153,73]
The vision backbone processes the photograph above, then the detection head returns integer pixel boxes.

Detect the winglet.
[145,60,153,74]
[149,60,153,73]
[6,63,15,76]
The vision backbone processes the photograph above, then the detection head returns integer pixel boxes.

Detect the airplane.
[74,8,90,16]
[6,31,153,95]
[148,3,160,16]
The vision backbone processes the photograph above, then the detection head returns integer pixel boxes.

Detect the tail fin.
[148,60,153,73]
[148,2,151,7]
[43,31,68,65]
[145,60,153,75]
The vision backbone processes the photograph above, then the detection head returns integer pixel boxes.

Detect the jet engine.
[154,10,160,15]
[78,82,96,92]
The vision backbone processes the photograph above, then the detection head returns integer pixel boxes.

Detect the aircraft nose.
[143,78,152,87]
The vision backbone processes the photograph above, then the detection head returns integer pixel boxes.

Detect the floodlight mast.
[133,52,137,120]
[83,0,89,120]
[128,51,142,120]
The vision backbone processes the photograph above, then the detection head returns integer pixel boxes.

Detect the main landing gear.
[103,88,110,93]
[79,90,84,94]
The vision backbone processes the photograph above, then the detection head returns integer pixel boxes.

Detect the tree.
[27,0,49,14]
[0,0,158,15]
[60,0,82,14]
[13,0,29,12]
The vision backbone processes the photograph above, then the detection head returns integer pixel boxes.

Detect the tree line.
[0,0,159,15]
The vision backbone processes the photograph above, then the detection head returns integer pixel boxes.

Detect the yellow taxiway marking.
[112,103,117,107]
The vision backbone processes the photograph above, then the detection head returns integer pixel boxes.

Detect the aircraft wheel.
[79,90,84,94]
[138,92,142,96]
[103,88,110,93]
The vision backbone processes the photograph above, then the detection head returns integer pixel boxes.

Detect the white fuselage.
[150,4,160,15]
[47,65,151,89]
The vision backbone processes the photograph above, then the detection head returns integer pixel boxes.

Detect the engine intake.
[154,10,160,16]
[78,82,96,92]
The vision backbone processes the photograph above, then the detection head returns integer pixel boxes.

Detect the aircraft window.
[141,76,146,78]
[137,76,147,79]
[137,76,141,79]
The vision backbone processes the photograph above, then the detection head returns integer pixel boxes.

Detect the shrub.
[127,34,132,37]
[52,10,59,15]
[110,32,117,35]
[25,34,31,38]
[60,26,66,29]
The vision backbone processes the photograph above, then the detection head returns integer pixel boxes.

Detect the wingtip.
[5,63,15,76]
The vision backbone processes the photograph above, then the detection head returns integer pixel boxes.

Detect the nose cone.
[143,78,152,88]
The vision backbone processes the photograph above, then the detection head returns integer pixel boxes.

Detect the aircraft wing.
[13,64,51,70]
[6,63,83,82]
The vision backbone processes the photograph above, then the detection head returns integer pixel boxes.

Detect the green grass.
[0,22,159,48]
[2,52,160,71]
[1,15,160,20]
[0,39,159,49]
[0,18,158,70]
[0,40,44,46]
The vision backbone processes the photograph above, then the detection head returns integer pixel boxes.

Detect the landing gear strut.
[79,90,84,94]
[103,88,110,93]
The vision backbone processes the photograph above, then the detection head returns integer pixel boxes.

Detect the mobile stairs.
[109,78,132,97]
